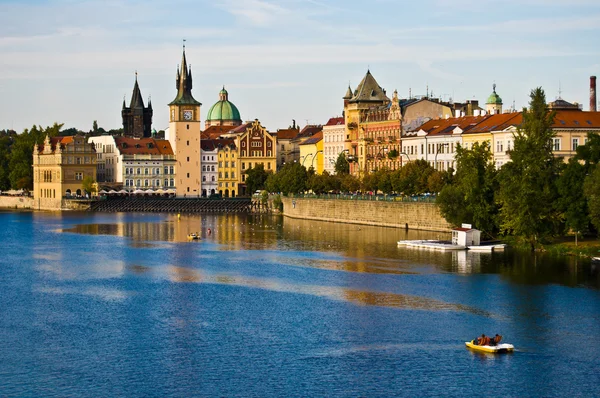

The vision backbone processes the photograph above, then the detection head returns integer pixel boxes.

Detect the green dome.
[487,84,502,104]
[206,87,241,123]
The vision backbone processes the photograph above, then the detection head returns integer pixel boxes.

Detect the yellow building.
[299,131,324,173]
[33,134,97,210]
[216,138,239,197]
[236,120,277,195]
[168,46,202,198]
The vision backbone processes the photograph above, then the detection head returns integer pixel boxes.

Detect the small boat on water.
[187,233,200,240]
[465,340,514,353]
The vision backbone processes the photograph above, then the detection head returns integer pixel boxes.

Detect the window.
[553,138,561,151]
[187,157,189,162]
[144,180,149,187]
[170,178,174,187]
[164,167,169,174]
[144,168,149,175]
[219,161,222,168]
[281,144,285,150]
[203,176,206,182]
[211,166,215,172]
[496,140,503,153]
[75,172,83,180]
[231,172,235,178]
[242,162,246,170]
[164,179,168,186]
[169,166,174,174]
[202,165,206,171]
[572,138,579,151]
[225,161,229,168]
[232,161,235,168]
[137,168,141,175]
[187,140,189,146]
[186,173,190,178]
[211,176,215,182]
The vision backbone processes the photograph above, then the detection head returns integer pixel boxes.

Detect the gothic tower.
[168,45,202,197]
[122,73,153,138]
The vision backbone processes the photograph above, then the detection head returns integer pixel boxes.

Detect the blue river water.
[1,210,600,397]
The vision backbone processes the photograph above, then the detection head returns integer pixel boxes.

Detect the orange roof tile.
[115,137,173,156]
[274,128,299,140]
[201,125,236,139]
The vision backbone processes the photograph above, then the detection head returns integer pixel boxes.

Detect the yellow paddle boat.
[187,233,200,241]
[465,340,514,353]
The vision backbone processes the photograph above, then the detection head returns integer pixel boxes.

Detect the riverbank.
[280,196,452,232]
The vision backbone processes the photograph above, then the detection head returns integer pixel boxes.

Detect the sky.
[1,0,599,133]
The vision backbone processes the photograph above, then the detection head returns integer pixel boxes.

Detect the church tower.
[122,73,153,138]
[168,44,202,197]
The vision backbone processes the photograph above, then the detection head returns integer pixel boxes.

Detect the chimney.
[591,76,597,112]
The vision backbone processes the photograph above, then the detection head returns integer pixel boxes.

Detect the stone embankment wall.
[281,197,452,232]
[0,196,34,210]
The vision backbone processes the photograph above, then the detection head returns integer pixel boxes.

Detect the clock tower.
[168,45,202,197]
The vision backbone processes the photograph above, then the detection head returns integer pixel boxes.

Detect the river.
[1,210,599,397]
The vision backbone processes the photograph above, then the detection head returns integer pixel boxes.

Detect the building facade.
[89,135,120,183]
[116,137,176,190]
[237,120,277,196]
[299,131,323,173]
[201,139,219,197]
[323,117,345,174]
[217,139,238,197]
[33,134,97,209]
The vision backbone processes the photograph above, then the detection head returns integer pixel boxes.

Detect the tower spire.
[169,43,201,106]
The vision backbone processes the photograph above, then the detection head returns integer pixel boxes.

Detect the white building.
[201,139,219,197]
[89,136,176,190]
[89,135,120,183]
[322,117,346,174]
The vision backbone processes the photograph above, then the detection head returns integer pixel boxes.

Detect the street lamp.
[434,142,450,171]
[399,151,411,167]
[301,154,312,167]
[311,150,323,169]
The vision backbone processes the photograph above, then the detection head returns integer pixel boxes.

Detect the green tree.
[391,159,434,195]
[9,123,64,190]
[82,176,96,195]
[92,120,98,134]
[437,142,498,234]
[575,132,600,168]
[497,88,562,249]
[245,163,271,194]
[267,162,308,195]
[334,152,350,175]
[584,164,600,233]
[340,173,360,193]
[556,159,590,234]
[0,135,14,190]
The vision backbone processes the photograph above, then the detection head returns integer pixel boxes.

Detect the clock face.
[183,110,192,121]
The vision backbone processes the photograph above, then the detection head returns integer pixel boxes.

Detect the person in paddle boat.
[474,334,502,346]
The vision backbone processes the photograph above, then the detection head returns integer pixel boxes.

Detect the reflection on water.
[163,266,488,315]
[61,213,600,289]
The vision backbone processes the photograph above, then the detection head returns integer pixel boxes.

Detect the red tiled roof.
[552,111,600,128]
[201,125,236,139]
[325,117,344,126]
[274,128,300,140]
[464,113,521,134]
[115,137,173,155]
[300,131,323,145]
[417,115,490,136]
